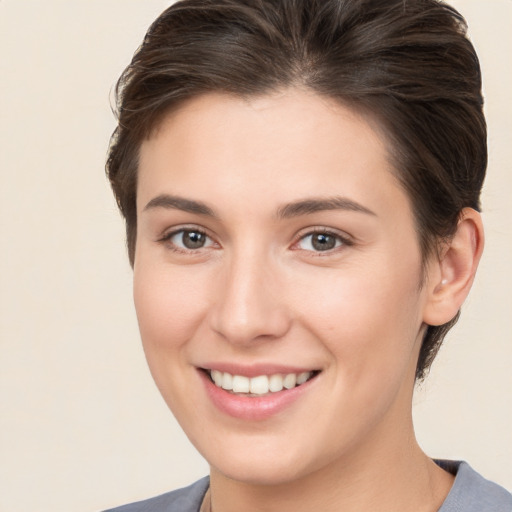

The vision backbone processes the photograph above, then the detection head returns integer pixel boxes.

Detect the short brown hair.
[106,0,486,380]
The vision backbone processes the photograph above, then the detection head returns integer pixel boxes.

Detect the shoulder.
[437,460,512,512]
[102,477,209,512]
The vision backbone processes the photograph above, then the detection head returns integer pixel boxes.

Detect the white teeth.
[283,373,297,389]
[232,375,250,393]
[268,374,284,392]
[250,375,269,394]
[221,372,233,390]
[211,370,223,387]
[210,370,314,395]
[297,372,310,385]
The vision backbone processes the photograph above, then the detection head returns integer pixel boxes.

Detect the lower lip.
[199,370,318,421]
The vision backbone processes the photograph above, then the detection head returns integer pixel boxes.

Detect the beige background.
[0,1,510,511]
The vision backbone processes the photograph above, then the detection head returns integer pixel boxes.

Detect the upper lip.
[198,362,320,378]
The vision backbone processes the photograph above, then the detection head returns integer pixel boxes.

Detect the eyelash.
[157,226,353,255]
[157,227,216,254]
[292,228,354,255]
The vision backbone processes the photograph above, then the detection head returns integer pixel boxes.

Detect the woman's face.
[134,90,432,485]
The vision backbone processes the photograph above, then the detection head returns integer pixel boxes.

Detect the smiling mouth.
[203,369,320,397]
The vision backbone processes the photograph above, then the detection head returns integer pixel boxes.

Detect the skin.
[134,89,483,512]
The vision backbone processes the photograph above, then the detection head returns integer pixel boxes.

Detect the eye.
[164,229,215,251]
[295,231,349,252]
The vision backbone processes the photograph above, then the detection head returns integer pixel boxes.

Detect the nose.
[209,249,291,345]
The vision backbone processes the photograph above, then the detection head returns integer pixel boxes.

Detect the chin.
[203,434,332,487]
[212,458,308,487]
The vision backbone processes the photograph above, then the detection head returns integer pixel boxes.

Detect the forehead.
[137,89,409,220]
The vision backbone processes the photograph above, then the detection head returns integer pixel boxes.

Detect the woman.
[104,0,512,510]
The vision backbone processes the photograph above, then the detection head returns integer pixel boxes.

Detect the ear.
[423,208,484,326]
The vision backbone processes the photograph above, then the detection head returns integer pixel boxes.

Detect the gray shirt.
[103,461,512,511]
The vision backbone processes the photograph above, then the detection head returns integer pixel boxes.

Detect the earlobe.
[423,208,484,326]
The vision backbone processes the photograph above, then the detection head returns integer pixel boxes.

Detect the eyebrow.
[143,194,216,217]
[276,196,376,218]
[143,194,376,219]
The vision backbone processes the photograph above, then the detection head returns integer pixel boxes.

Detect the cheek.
[133,259,210,355]
[295,265,424,442]
[132,259,214,422]
[293,258,424,375]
